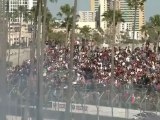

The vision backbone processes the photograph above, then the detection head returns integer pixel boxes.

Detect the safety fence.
[7,75,160,119]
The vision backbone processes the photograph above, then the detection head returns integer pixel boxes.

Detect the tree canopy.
[102,9,124,26]
[126,0,146,9]
[48,31,66,45]
[141,14,160,42]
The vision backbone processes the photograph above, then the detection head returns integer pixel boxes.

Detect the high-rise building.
[90,0,108,30]
[28,0,37,9]
[8,0,37,22]
[109,0,120,10]
[99,0,108,30]
[90,0,100,12]
[119,0,144,40]
[90,0,144,40]
[77,11,96,28]
[79,11,96,22]
[6,0,37,45]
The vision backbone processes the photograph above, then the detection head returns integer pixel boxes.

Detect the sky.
[47,0,160,21]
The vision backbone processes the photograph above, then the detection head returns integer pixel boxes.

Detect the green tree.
[149,15,160,36]
[92,30,103,45]
[102,9,124,42]
[48,31,66,46]
[102,9,124,26]
[57,4,74,46]
[79,25,91,40]
[79,25,91,47]
[149,15,160,52]
[126,0,146,50]
[140,22,151,41]
[140,22,156,42]
[44,9,54,40]
[23,6,36,24]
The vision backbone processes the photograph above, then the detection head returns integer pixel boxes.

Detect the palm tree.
[126,0,146,50]
[24,6,37,27]
[47,0,58,41]
[92,30,103,45]
[43,8,54,41]
[79,25,91,39]
[149,14,160,52]
[52,17,61,28]
[57,4,74,46]
[48,31,66,45]
[48,0,58,32]
[102,9,124,42]
[102,9,124,26]
[141,22,151,42]
[98,27,104,35]
[65,0,77,120]
[79,25,91,48]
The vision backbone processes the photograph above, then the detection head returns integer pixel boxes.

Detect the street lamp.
[96,92,104,120]
[111,0,116,118]
[65,0,77,120]
[0,0,8,119]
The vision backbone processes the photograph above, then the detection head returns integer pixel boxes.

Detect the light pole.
[111,0,116,118]
[0,0,8,119]
[97,92,104,120]
[36,0,44,120]
[65,0,77,120]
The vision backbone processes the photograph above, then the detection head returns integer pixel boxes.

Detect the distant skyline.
[48,0,160,21]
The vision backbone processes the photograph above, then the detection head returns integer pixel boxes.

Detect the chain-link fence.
[43,82,160,119]
[7,67,160,120]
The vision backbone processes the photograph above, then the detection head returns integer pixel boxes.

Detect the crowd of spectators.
[7,42,160,110]
[44,43,160,91]
[43,43,160,109]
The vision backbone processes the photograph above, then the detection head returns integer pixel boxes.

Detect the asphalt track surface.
[7,48,30,66]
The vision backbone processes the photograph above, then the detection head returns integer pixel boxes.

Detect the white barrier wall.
[47,101,160,119]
